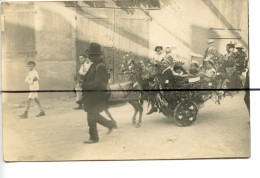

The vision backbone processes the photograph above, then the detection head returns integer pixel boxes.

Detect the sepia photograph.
[1,0,250,161]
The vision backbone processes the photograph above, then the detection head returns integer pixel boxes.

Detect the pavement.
[2,92,250,161]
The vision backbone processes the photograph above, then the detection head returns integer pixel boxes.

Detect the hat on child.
[165,47,172,53]
[191,60,199,65]
[207,59,214,66]
[174,61,185,71]
[154,46,163,51]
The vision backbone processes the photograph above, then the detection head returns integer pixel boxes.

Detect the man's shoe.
[107,125,117,135]
[83,139,99,144]
[36,111,45,117]
[19,112,28,119]
[146,107,157,115]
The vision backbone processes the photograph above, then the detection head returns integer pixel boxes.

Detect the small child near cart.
[19,61,45,119]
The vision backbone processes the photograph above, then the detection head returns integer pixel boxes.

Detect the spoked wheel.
[174,100,199,127]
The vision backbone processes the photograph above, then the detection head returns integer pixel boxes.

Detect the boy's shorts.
[75,82,83,103]
[28,92,38,99]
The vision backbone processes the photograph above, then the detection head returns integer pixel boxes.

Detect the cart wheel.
[174,101,199,127]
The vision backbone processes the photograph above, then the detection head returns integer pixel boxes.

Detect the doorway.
[75,7,150,83]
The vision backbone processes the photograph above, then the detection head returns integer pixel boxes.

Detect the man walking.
[82,43,117,144]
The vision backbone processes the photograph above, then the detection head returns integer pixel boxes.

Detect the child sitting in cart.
[172,62,186,76]
[189,61,200,76]
[172,62,193,78]
[198,59,216,81]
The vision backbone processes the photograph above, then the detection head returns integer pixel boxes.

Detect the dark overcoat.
[82,61,108,113]
[160,68,174,89]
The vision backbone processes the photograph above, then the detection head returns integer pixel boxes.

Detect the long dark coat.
[160,68,174,89]
[82,61,108,113]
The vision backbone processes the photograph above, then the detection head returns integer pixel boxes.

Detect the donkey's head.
[128,60,145,91]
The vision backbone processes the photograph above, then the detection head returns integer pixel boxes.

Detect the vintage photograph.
[1,0,250,161]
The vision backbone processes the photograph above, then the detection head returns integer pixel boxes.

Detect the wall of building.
[2,0,249,102]
[2,2,77,101]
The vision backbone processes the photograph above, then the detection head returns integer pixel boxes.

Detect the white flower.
[208,82,212,86]
[165,80,169,83]
[178,115,183,119]
[189,106,194,110]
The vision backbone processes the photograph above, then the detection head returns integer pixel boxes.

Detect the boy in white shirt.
[19,61,45,118]
[74,54,92,109]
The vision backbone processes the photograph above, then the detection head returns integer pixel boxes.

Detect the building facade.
[1,0,248,101]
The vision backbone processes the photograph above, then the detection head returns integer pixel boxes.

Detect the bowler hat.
[86,43,103,55]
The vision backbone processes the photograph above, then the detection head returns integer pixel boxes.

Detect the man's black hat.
[86,43,103,55]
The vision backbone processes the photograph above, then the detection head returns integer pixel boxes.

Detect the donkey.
[108,71,144,128]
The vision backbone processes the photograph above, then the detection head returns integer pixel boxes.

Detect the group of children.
[145,44,221,115]
[151,45,216,82]
[153,39,248,83]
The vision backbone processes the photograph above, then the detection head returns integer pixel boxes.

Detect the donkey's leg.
[136,101,144,128]
[140,98,144,106]
[129,101,138,125]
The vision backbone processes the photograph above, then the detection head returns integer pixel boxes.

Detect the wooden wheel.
[174,100,199,127]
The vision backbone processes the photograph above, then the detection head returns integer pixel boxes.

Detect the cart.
[155,74,224,127]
